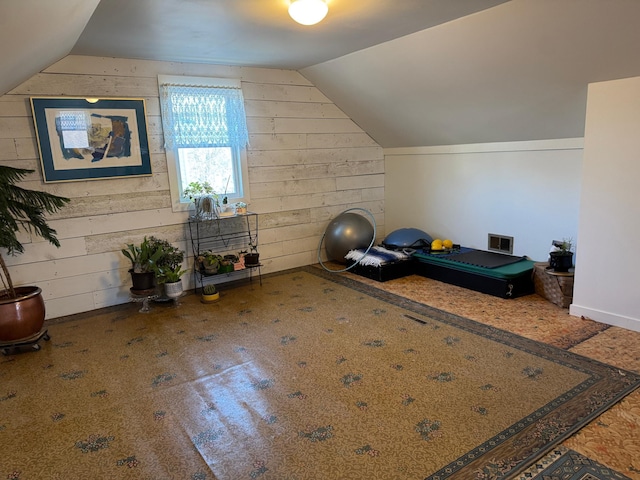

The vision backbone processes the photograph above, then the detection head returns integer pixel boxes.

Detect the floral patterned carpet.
[335,265,640,479]
[1,267,639,479]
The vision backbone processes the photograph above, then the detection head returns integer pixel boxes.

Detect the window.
[158,75,250,210]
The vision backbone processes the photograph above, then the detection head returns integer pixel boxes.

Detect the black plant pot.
[244,253,260,267]
[129,270,156,291]
[549,252,573,272]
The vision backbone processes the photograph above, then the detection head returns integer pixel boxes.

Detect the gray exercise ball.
[324,212,374,263]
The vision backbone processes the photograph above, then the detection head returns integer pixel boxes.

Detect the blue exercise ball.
[324,212,374,263]
[382,228,433,250]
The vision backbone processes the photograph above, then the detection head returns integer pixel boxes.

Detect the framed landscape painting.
[30,97,152,183]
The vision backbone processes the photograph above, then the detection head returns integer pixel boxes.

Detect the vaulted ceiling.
[2,0,640,148]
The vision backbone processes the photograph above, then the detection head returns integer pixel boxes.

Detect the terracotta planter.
[0,286,46,342]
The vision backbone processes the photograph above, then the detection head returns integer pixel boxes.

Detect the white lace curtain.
[159,83,249,149]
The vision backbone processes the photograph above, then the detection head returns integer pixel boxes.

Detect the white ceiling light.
[288,0,328,26]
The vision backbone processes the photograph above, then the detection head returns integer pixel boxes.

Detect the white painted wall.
[570,76,640,332]
[0,55,384,319]
[384,139,583,261]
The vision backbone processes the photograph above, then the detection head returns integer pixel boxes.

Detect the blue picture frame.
[30,97,152,183]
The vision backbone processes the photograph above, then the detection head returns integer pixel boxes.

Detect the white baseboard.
[570,304,640,333]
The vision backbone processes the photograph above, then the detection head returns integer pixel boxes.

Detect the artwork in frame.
[30,97,152,183]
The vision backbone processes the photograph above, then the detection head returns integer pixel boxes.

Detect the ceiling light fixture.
[288,0,328,26]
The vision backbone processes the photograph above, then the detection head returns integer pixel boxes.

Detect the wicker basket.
[533,262,574,308]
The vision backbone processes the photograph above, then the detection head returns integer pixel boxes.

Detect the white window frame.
[158,74,251,213]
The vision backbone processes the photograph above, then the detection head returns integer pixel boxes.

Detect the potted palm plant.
[0,165,69,343]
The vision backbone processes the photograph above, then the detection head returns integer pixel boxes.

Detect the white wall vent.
[488,234,513,254]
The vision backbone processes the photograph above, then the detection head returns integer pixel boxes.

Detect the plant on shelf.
[235,201,247,215]
[218,195,236,217]
[201,283,220,304]
[182,181,215,201]
[0,165,70,343]
[244,238,260,267]
[183,181,219,219]
[549,238,574,272]
[197,251,223,275]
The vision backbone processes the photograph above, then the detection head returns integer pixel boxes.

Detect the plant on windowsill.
[0,165,70,344]
[183,181,219,219]
[549,238,574,272]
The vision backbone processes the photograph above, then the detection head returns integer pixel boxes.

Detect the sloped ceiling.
[70,0,508,70]
[2,0,640,148]
[302,0,640,147]
[0,0,99,97]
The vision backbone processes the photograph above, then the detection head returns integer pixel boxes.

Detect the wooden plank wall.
[0,55,384,319]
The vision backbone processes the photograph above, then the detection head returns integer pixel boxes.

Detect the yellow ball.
[431,239,443,250]
[443,239,453,249]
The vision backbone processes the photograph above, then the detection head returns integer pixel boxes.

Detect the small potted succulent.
[549,238,574,272]
[235,202,247,215]
[197,251,223,275]
[201,283,220,304]
[219,196,236,217]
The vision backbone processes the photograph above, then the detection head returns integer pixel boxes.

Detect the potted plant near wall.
[161,265,189,299]
[0,165,70,344]
[121,237,163,291]
[549,238,574,272]
[147,236,187,300]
